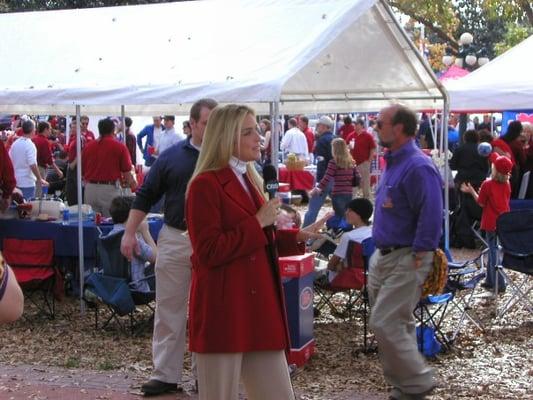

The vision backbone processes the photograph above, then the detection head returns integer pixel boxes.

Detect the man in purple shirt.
[369,105,442,400]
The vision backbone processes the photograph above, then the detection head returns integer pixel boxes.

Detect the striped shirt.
[318,159,354,195]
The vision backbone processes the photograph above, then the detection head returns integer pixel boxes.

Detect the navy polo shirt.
[133,137,198,230]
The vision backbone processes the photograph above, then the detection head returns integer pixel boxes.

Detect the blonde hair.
[331,138,354,169]
[491,164,510,183]
[189,104,266,199]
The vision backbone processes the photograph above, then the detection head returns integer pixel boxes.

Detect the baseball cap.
[346,198,373,223]
[493,155,513,175]
[317,116,333,129]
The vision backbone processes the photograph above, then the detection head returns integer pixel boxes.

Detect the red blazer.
[186,167,300,353]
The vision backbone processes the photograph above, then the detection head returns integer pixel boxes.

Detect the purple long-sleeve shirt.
[372,140,443,252]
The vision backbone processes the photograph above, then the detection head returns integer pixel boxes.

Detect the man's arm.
[136,126,148,151]
[52,162,63,179]
[121,209,148,261]
[30,164,48,187]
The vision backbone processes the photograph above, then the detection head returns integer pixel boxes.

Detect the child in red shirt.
[461,154,512,292]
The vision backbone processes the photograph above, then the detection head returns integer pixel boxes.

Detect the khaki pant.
[150,225,192,385]
[35,166,47,198]
[368,248,435,396]
[356,160,371,199]
[84,182,122,217]
[196,350,295,400]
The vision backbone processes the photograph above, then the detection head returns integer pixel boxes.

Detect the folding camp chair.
[314,238,375,351]
[414,245,489,356]
[496,210,533,318]
[2,238,58,319]
[84,230,155,334]
[445,247,488,342]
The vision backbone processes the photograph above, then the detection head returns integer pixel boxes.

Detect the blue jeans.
[19,186,35,200]
[303,180,333,227]
[331,193,352,220]
[486,231,506,289]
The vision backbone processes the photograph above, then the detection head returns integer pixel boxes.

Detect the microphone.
[262,164,279,200]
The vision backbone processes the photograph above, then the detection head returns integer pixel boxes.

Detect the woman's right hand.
[255,198,281,228]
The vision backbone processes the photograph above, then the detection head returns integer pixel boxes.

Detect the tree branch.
[518,0,533,27]
[389,1,459,51]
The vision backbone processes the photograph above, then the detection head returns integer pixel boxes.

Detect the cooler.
[279,252,315,367]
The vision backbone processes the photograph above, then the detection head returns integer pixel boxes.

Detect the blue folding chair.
[496,210,533,318]
[85,230,155,334]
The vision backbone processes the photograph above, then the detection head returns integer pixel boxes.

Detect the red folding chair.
[2,238,58,319]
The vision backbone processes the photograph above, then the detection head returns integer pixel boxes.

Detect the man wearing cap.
[370,104,442,400]
[82,118,136,217]
[155,116,185,157]
[303,115,335,227]
[137,116,164,167]
[121,98,218,396]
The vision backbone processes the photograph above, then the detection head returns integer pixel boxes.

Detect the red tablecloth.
[278,167,315,191]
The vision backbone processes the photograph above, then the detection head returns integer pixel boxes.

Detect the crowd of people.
[0,102,530,400]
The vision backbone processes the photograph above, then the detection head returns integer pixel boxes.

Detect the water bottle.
[41,185,48,199]
[62,209,70,225]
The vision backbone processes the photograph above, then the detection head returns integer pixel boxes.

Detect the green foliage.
[391,0,532,70]
[494,23,533,55]
[0,0,180,13]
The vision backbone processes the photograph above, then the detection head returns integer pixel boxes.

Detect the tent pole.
[443,100,450,253]
[75,105,85,314]
[270,102,280,174]
[121,105,126,143]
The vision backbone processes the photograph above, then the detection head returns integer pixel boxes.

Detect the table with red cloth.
[278,166,315,191]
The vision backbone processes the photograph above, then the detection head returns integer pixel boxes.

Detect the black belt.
[379,245,410,255]
[88,180,116,185]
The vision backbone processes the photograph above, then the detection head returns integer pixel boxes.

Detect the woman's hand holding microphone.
[255,198,281,228]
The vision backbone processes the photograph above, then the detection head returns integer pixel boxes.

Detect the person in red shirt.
[298,116,315,155]
[80,115,96,141]
[461,154,512,292]
[346,119,377,199]
[492,121,524,197]
[0,140,16,211]
[32,122,64,197]
[338,115,355,142]
[65,119,88,205]
[82,118,135,217]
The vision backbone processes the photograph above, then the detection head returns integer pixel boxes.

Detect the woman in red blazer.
[186,105,316,400]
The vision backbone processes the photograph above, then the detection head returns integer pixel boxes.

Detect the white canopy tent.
[0,0,445,114]
[0,0,449,309]
[446,34,533,112]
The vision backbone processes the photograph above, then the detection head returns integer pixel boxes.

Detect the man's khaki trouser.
[368,247,435,396]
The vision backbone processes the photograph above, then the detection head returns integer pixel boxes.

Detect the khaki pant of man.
[196,350,294,400]
[150,225,192,386]
[84,182,122,217]
[356,160,371,199]
[368,247,435,397]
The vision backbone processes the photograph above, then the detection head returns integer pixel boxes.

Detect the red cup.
[148,145,155,155]
[95,212,102,225]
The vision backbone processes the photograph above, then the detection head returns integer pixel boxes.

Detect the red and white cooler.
[279,252,315,367]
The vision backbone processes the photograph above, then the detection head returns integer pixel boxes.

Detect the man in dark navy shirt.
[369,104,442,400]
[121,98,218,396]
[303,116,335,227]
